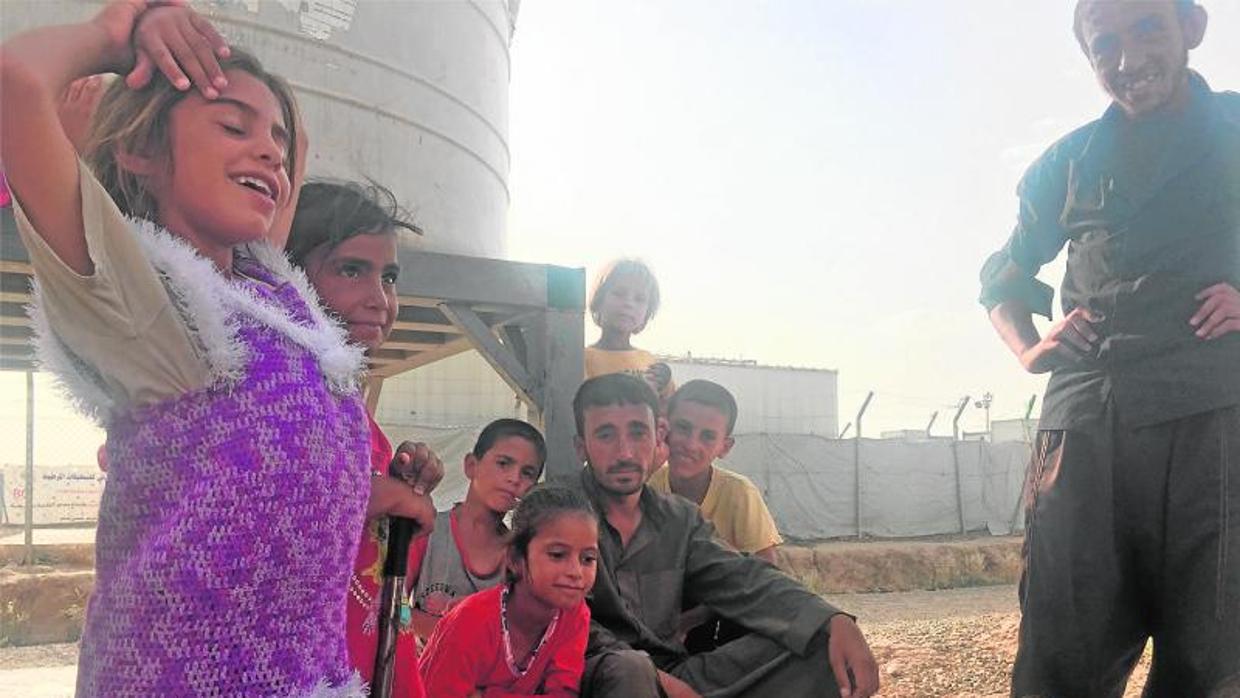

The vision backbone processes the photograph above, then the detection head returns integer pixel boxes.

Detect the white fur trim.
[281,672,367,698]
[232,242,366,394]
[25,220,366,424]
[27,280,115,426]
[132,220,248,386]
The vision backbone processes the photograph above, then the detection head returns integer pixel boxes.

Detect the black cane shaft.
[371,516,418,698]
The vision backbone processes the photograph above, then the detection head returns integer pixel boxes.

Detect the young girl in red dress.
[287,179,440,697]
[419,485,598,697]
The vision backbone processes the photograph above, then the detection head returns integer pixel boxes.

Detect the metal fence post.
[853,391,873,539]
[951,396,970,535]
[24,370,35,565]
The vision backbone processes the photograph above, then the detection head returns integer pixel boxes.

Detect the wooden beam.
[368,337,474,378]
[364,376,385,415]
[440,302,539,407]
[367,356,414,365]
[0,291,31,303]
[380,340,444,352]
[0,261,33,274]
[536,309,585,483]
[0,315,33,328]
[389,320,461,334]
[394,295,443,309]
[501,325,528,368]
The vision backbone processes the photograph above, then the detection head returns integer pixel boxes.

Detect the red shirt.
[345,414,426,698]
[419,585,590,698]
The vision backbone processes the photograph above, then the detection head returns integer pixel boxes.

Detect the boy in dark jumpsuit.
[980,2,1239,696]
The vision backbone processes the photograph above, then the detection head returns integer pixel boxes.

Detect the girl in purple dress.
[2,2,370,695]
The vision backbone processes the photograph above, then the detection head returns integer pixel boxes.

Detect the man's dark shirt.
[575,467,837,669]
[980,74,1240,429]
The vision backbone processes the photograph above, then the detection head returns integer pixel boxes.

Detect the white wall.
[664,359,838,437]
[991,418,1038,444]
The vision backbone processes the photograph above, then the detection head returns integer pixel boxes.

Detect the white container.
[0,0,516,257]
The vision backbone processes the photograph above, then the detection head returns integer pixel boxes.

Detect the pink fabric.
[344,414,427,697]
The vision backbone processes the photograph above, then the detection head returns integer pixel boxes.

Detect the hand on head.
[126,1,230,98]
[89,1,228,97]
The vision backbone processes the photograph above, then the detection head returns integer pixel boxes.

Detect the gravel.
[0,585,1158,697]
[839,584,1152,697]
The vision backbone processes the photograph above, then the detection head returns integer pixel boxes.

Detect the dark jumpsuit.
[979,73,1240,698]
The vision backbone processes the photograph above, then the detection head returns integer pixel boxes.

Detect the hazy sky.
[506,0,1240,435]
[3,1,1239,465]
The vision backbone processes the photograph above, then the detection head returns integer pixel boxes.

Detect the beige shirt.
[13,161,209,408]
[648,464,784,554]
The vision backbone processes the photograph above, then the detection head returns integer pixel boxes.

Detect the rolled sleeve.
[979,155,1071,319]
[978,244,1056,318]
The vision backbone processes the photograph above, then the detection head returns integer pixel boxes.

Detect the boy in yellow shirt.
[648,379,784,652]
[648,379,782,563]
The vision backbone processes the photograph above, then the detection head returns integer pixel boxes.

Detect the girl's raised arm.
[0,0,226,274]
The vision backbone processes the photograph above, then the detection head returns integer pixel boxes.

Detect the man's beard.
[595,460,646,496]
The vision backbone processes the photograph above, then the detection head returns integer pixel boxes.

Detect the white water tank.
[0,0,516,257]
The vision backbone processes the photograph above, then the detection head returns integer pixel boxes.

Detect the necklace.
[349,519,414,634]
[350,574,416,634]
[500,585,560,676]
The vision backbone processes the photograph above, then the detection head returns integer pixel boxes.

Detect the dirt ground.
[839,584,1152,698]
[0,584,1157,698]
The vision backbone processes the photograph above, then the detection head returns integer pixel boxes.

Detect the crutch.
[371,514,417,698]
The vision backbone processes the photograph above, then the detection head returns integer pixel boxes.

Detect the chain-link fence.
[1,371,105,537]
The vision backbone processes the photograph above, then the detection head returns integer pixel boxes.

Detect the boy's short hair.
[1072,0,1198,51]
[473,418,547,472]
[285,179,421,268]
[573,373,660,436]
[588,258,660,332]
[668,380,739,435]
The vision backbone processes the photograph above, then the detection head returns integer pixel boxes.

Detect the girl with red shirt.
[420,485,598,697]
[287,180,441,697]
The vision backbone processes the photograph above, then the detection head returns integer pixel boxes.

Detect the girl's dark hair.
[588,258,660,333]
[506,485,596,583]
[472,418,547,469]
[285,179,420,267]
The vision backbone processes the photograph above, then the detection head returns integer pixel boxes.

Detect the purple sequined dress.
[31,228,370,697]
